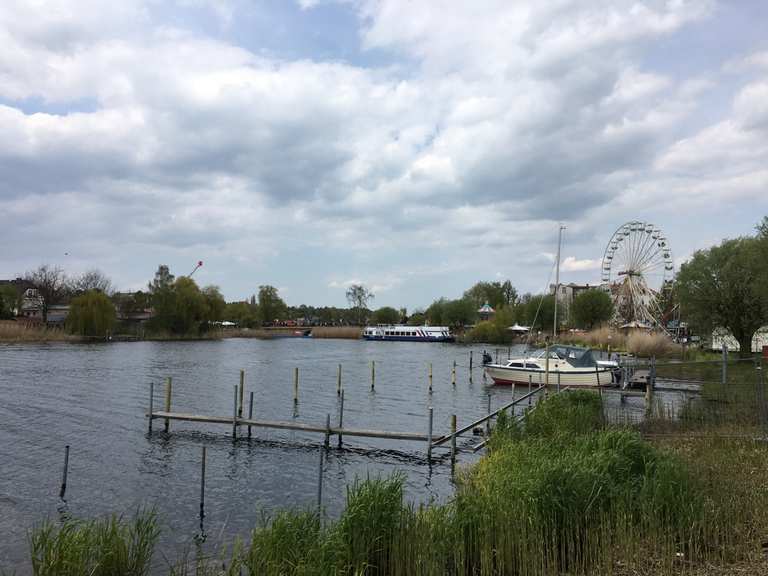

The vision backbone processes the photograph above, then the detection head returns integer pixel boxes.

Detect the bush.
[627,331,679,358]
[66,290,117,337]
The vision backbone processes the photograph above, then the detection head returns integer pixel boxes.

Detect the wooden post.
[722,342,728,386]
[486,394,492,436]
[164,377,172,433]
[247,391,254,439]
[232,385,238,438]
[528,374,532,405]
[557,371,561,393]
[596,365,602,397]
[495,349,499,363]
[371,360,375,391]
[645,357,655,412]
[337,363,342,396]
[59,445,70,499]
[324,413,331,449]
[238,370,245,417]
[337,389,345,448]
[199,446,206,530]
[317,447,324,515]
[507,346,511,360]
[148,382,154,434]
[429,363,433,393]
[469,351,473,371]
[294,367,299,404]
[450,414,457,468]
[427,407,433,463]
[452,360,456,386]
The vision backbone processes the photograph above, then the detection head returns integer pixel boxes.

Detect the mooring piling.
[452,360,456,386]
[722,342,728,387]
[232,385,238,438]
[59,445,70,499]
[248,391,254,438]
[427,406,433,463]
[316,447,324,515]
[486,394,492,435]
[450,414,457,469]
[199,446,206,530]
[164,377,172,433]
[528,375,532,405]
[428,363,433,393]
[337,364,342,396]
[557,371,561,393]
[371,360,375,391]
[294,367,299,404]
[469,350,473,371]
[238,370,245,417]
[148,382,154,434]
[324,413,331,449]
[337,389,345,448]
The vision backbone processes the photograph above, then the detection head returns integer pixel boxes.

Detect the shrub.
[627,331,679,358]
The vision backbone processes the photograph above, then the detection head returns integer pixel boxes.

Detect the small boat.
[362,325,454,342]
[484,345,614,387]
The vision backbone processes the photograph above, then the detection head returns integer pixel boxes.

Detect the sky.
[1,0,767,310]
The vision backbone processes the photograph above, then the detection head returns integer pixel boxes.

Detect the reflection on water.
[0,339,695,572]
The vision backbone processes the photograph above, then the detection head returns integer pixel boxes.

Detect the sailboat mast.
[553,224,565,338]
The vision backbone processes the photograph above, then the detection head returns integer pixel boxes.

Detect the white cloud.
[561,257,602,272]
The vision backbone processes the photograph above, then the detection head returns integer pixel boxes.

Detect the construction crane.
[188,260,203,277]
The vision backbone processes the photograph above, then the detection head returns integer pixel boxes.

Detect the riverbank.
[20,377,768,575]
[0,321,81,343]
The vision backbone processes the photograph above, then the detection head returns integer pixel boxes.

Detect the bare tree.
[72,269,113,295]
[346,284,374,325]
[24,264,68,323]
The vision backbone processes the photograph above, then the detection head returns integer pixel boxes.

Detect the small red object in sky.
[198,260,203,267]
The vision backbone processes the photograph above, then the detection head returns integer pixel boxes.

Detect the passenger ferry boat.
[484,345,615,387]
[362,325,454,342]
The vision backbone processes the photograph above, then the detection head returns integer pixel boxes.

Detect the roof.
[478,302,495,313]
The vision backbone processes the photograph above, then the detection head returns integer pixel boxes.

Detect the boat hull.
[485,365,614,387]
[362,335,455,343]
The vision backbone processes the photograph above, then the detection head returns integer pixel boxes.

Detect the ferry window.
[524,363,539,369]
[509,362,524,368]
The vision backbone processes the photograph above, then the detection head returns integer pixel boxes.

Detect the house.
[477,302,495,321]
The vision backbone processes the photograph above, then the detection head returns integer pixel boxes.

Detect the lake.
[0,338,687,573]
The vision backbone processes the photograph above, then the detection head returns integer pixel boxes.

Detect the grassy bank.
[21,388,768,575]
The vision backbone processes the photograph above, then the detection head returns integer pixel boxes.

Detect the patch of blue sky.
[0,96,99,116]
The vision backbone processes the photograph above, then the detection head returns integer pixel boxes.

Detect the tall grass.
[29,509,158,576]
[626,331,679,358]
[0,321,79,342]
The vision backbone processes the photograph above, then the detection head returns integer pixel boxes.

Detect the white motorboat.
[484,345,614,387]
[362,324,454,342]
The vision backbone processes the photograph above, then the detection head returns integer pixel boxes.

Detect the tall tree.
[202,285,226,322]
[258,285,287,324]
[0,285,19,319]
[372,306,400,324]
[677,236,767,357]
[501,280,518,307]
[346,284,374,325]
[571,289,614,330]
[148,265,176,331]
[72,269,113,295]
[24,264,68,323]
[67,291,116,337]
[463,281,508,310]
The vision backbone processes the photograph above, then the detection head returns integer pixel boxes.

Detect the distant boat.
[362,325,454,342]
[484,345,614,387]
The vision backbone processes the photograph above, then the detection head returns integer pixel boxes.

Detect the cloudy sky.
[1,1,766,309]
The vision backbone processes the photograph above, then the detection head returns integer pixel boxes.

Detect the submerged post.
[450,414,457,469]
[164,377,172,433]
[59,445,70,499]
[238,370,245,417]
[337,389,345,448]
[248,391,254,438]
[486,394,492,436]
[337,363,342,396]
[199,446,206,530]
[294,367,299,404]
[427,406,433,463]
[148,382,154,434]
[317,447,324,515]
[371,360,376,391]
[232,384,238,438]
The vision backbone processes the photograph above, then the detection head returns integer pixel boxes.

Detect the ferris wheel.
[601,221,674,328]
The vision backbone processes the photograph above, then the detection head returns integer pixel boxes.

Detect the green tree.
[202,285,226,322]
[444,298,477,327]
[372,306,400,324]
[171,277,208,334]
[571,289,614,330]
[677,235,767,357]
[0,285,19,319]
[67,290,117,337]
[346,284,374,325]
[426,298,447,325]
[407,310,426,326]
[463,281,510,310]
[148,265,176,331]
[258,285,288,324]
[225,301,258,328]
[522,295,555,332]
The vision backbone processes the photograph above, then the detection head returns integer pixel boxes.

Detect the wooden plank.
[330,428,435,442]
[151,412,234,425]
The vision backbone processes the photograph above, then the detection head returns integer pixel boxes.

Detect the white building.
[711,327,768,353]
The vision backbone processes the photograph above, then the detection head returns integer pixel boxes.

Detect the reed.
[28,509,158,576]
[308,327,361,339]
[626,331,680,358]
[0,321,79,342]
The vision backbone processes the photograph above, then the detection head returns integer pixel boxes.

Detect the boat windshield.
[530,346,597,367]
